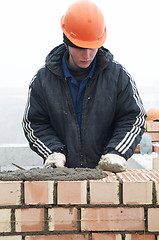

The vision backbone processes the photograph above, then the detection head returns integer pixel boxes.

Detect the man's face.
[68,46,98,70]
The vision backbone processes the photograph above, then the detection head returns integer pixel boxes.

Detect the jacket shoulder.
[30,66,51,87]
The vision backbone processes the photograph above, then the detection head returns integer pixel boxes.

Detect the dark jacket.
[22,44,146,168]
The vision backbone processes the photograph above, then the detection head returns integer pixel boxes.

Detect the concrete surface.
[0,144,43,171]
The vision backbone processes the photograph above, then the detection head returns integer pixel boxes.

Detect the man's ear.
[64,43,68,49]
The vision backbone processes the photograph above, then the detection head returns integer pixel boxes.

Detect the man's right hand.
[43,152,66,168]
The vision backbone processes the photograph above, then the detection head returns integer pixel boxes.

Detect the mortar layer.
[0,167,107,181]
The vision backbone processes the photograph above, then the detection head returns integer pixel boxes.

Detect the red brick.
[117,170,152,204]
[92,233,122,240]
[15,208,44,232]
[153,143,159,154]
[155,182,159,205]
[81,207,144,231]
[89,173,119,204]
[25,234,89,240]
[143,170,159,204]
[143,169,159,182]
[146,121,159,132]
[152,156,159,169]
[147,132,159,142]
[117,170,152,181]
[148,208,159,231]
[57,180,87,204]
[122,182,152,204]
[0,209,11,232]
[0,237,22,240]
[0,181,21,205]
[125,234,155,240]
[135,144,140,153]
[24,181,54,204]
[48,207,78,231]
[144,170,159,204]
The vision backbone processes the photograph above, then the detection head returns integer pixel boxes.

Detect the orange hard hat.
[146,108,159,121]
[61,0,106,49]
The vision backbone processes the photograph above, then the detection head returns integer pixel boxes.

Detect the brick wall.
[0,169,159,239]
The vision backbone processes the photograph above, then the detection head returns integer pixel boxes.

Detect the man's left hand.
[98,153,126,173]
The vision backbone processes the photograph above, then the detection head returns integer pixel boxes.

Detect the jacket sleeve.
[22,73,66,161]
[104,65,147,160]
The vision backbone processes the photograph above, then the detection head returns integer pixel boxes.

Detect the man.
[22,0,146,172]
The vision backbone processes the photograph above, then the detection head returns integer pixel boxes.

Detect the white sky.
[0,0,159,95]
[0,0,159,145]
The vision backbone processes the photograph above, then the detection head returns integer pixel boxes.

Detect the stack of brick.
[0,169,159,239]
[135,120,159,153]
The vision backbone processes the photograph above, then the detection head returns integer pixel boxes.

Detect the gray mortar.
[0,167,107,181]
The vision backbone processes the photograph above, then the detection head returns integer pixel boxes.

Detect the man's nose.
[82,49,90,59]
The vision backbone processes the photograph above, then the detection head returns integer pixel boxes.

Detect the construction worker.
[22,0,146,172]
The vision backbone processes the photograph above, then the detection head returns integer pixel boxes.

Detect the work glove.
[43,152,66,168]
[98,153,126,173]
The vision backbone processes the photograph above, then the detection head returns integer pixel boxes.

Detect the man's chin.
[79,61,91,68]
